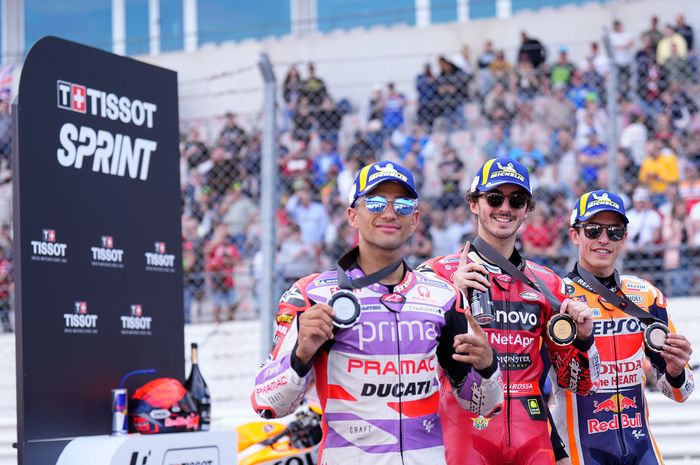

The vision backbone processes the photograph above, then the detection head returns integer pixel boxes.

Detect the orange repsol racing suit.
[419,247,600,465]
[552,266,695,465]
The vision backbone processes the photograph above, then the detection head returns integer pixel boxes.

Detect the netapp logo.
[55,80,159,181]
[145,241,175,273]
[91,235,125,268]
[31,229,68,263]
[121,304,152,336]
[64,301,98,334]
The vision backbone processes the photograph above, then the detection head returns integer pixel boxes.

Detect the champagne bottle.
[184,342,211,431]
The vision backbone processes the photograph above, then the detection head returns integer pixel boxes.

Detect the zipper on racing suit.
[505,292,513,448]
[394,310,405,464]
[609,312,629,457]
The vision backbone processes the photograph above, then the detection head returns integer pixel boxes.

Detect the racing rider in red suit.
[419,157,601,465]
[252,161,504,465]
[552,190,694,465]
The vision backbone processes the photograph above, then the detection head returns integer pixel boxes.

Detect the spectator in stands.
[662,43,691,87]
[566,71,594,110]
[620,111,648,166]
[520,205,563,274]
[686,129,700,166]
[283,65,303,108]
[482,124,511,159]
[658,23,688,66]
[537,82,575,139]
[182,128,209,171]
[382,82,407,140]
[428,210,455,257]
[204,223,241,322]
[615,148,641,200]
[285,180,329,262]
[452,44,475,80]
[406,219,432,267]
[636,35,665,113]
[280,142,312,191]
[679,162,700,208]
[551,129,578,194]
[218,112,247,156]
[292,98,313,144]
[436,56,469,133]
[317,96,343,145]
[610,19,635,98]
[278,222,318,290]
[301,62,328,112]
[642,15,663,51]
[182,216,205,324]
[580,55,606,104]
[581,41,609,77]
[509,138,545,176]
[578,131,608,190]
[311,140,343,191]
[206,145,240,201]
[437,145,465,210]
[661,85,697,134]
[550,47,576,88]
[337,157,360,207]
[477,40,497,96]
[675,14,694,51]
[282,65,303,130]
[416,63,439,132]
[220,182,256,251]
[488,50,513,88]
[575,96,606,149]
[483,81,516,126]
[625,187,663,279]
[0,98,10,169]
[514,56,540,101]
[346,130,376,165]
[399,123,433,169]
[519,31,547,69]
[639,139,680,206]
[0,246,11,332]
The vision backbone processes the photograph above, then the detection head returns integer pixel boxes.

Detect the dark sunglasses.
[575,223,626,242]
[360,195,418,216]
[478,191,530,210]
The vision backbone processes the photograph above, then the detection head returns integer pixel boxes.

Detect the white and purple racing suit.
[252,264,503,465]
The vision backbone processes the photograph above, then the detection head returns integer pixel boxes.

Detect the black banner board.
[13,37,183,464]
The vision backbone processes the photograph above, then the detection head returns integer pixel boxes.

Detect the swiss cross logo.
[71,84,86,113]
[101,236,113,249]
[74,301,88,314]
[130,304,142,317]
[154,242,166,254]
[43,229,56,242]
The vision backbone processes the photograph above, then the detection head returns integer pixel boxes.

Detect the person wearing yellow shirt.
[639,139,679,206]
[657,23,688,65]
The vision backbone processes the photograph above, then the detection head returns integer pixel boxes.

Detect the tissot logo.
[31,228,68,263]
[57,81,86,113]
[121,304,152,336]
[91,234,125,268]
[64,301,98,334]
[145,241,176,273]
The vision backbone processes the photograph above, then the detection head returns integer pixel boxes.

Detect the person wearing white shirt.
[610,20,635,98]
[620,113,648,166]
[625,188,663,282]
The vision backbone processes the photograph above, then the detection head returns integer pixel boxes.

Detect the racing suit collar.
[469,241,526,271]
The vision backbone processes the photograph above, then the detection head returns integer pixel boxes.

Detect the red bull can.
[111,388,128,435]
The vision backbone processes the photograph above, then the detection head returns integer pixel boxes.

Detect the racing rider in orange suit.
[552,189,694,465]
[419,157,601,465]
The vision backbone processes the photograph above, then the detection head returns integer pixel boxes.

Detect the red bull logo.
[588,413,642,434]
[592,393,637,414]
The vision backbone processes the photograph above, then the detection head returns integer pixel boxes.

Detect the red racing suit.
[252,263,504,465]
[552,267,695,465]
[419,247,600,465]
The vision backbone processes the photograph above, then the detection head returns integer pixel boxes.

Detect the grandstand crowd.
[0,16,698,327]
[176,14,700,323]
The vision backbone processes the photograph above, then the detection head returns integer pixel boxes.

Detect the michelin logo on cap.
[349,161,418,206]
[471,157,532,194]
[571,190,628,225]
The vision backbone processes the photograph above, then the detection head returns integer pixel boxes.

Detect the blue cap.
[349,161,418,206]
[570,190,628,226]
[470,157,532,194]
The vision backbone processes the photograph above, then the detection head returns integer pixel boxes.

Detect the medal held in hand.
[547,313,577,346]
[643,322,670,353]
[329,290,361,329]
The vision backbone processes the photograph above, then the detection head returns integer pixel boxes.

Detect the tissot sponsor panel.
[14,37,182,464]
